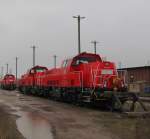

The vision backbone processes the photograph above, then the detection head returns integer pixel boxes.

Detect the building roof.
[118,66,150,70]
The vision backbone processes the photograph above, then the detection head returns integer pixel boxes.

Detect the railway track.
[140,97,150,103]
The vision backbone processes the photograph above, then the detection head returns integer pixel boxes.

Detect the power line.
[73,15,85,54]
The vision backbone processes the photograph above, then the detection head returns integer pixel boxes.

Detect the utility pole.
[6,63,8,74]
[16,57,18,80]
[73,15,85,54]
[31,46,37,67]
[53,55,57,68]
[91,41,99,54]
[1,66,3,78]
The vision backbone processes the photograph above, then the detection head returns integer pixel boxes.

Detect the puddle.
[19,97,32,101]
[16,111,54,139]
[1,102,54,139]
[38,106,54,112]
[30,103,39,106]
[11,106,21,111]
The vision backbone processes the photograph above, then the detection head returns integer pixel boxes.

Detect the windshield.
[74,56,97,65]
[36,68,46,73]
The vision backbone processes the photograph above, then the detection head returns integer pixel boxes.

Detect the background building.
[118,66,150,93]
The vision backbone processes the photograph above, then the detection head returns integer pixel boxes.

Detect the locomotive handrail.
[92,71,104,88]
[93,63,100,90]
[93,70,117,87]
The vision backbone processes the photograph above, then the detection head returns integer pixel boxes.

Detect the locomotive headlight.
[113,87,118,91]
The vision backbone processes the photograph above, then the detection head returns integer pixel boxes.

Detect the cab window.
[36,68,46,73]
[73,56,97,65]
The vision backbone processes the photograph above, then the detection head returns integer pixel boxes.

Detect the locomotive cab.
[29,65,48,75]
[1,74,16,90]
[71,52,101,67]
[69,52,125,91]
[18,65,48,93]
[70,53,103,89]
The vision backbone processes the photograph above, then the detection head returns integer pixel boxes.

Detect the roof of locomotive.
[74,52,102,60]
[3,74,15,79]
[60,52,102,67]
[63,52,102,62]
[60,52,102,68]
[4,74,15,77]
[25,65,48,74]
[30,65,48,70]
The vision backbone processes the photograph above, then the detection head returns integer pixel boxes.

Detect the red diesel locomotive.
[1,74,16,90]
[18,52,133,110]
[18,65,48,94]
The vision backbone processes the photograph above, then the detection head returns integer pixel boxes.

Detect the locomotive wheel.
[90,93,97,107]
[22,87,26,94]
[42,89,48,97]
[31,88,36,95]
[22,87,30,94]
[76,93,85,106]
[18,87,23,93]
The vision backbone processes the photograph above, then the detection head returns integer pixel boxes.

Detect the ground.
[0,89,150,139]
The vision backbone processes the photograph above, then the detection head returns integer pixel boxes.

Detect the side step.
[82,96,91,103]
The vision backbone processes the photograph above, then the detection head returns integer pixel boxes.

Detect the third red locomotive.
[1,74,16,90]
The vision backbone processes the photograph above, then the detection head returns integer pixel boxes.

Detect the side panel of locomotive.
[44,60,82,89]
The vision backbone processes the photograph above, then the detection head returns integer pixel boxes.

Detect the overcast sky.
[0,0,150,76]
